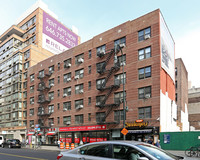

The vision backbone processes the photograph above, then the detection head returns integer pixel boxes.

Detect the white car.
[56,141,184,160]
[0,136,4,147]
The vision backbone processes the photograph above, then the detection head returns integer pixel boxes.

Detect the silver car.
[56,141,184,160]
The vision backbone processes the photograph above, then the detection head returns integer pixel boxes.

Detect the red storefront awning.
[27,132,34,136]
[46,132,56,136]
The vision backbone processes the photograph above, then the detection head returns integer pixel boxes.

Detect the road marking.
[0,152,48,160]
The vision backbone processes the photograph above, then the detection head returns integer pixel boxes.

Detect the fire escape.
[37,69,53,128]
[96,48,122,124]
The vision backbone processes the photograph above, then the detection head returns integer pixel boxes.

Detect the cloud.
[175,28,200,87]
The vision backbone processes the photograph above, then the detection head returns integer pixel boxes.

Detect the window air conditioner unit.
[64,108,68,111]
[145,94,151,99]
[79,89,84,94]
[96,102,101,105]
[75,75,79,80]
[63,93,67,97]
[77,105,83,109]
[66,121,71,125]
[78,58,84,63]
[29,114,32,116]
[144,34,150,40]
[119,43,126,48]
[65,63,71,68]
[67,78,71,82]
[50,83,54,87]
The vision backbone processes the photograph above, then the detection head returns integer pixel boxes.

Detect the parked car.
[0,136,4,147]
[2,139,21,148]
[57,141,184,160]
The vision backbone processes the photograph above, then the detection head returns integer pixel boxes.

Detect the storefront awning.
[46,132,56,136]
[27,132,35,136]
[128,129,152,134]
[38,132,43,136]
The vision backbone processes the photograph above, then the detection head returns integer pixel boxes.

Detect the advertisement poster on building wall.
[42,11,78,54]
[160,13,175,82]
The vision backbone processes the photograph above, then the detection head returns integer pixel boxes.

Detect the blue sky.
[1,0,200,87]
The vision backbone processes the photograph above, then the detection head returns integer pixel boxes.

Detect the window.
[138,27,151,41]
[63,72,71,83]
[57,103,60,110]
[29,120,34,128]
[38,106,44,115]
[58,76,60,84]
[63,101,71,111]
[175,67,177,76]
[23,91,27,99]
[88,81,91,90]
[48,65,54,74]
[88,113,91,121]
[88,97,91,105]
[88,66,91,74]
[75,114,83,124]
[23,101,27,109]
[75,84,84,94]
[96,45,106,56]
[96,61,105,73]
[96,95,105,105]
[75,53,84,64]
[96,78,105,89]
[96,112,105,123]
[24,50,30,60]
[48,118,54,126]
[38,70,44,79]
[48,105,54,113]
[23,81,27,89]
[49,78,54,87]
[48,92,54,100]
[75,68,84,79]
[58,63,60,70]
[115,73,126,85]
[30,97,34,104]
[30,74,34,82]
[114,110,124,122]
[114,37,126,51]
[57,117,60,124]
[114,92,126,104]
[64,58,71,68]
[24,72,28,80]
[63,116,71,125]
[138,66,151,79]
[138,46,151,60]
[80,144,109,158]
[29,108,34,116]
[175,81,177,89]
[118,55,126,66]
[63,87,71,97]
[57,90,60,97]
[138,106,151,119]
[24,62,29,70]
[30,85,34,93]
[175,93,178,101]
[75,99,84,110]
[138,86,151,99]
[88,50,91,59]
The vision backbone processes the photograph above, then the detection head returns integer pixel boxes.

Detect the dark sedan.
[2,139,21,148]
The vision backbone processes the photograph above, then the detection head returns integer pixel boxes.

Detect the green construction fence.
[160,131,200,150]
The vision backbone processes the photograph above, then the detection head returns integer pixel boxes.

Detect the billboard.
[160,13,175,82]
[42,11,78,54]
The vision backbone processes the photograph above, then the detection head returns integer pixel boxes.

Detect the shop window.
[138,106,152,119]
[75,114,83,124]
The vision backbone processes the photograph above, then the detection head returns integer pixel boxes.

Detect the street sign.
[121,128,128,135]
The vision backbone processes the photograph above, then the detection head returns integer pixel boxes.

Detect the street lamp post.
[118,44,126,140]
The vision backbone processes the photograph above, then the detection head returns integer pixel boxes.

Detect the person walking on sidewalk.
[57,139,61,148]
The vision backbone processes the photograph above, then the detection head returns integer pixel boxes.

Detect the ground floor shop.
[0,129,26,142]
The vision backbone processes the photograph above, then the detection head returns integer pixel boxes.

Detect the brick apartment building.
[27,9,188,145]
[175,58,189,131]
[0,0,79,140]
[188,87,200,130]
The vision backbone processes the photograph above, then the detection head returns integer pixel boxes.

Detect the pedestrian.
[155,139,161,148]
[147,137,153,144]
[57,139,61,148]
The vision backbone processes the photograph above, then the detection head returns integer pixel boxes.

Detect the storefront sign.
[59,125,106,132]
[126,121,148,128]
[90,138,97,143]
[97,138,104,142]
[60,138,72,143]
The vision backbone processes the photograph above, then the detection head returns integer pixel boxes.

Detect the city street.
[0,147,59,160]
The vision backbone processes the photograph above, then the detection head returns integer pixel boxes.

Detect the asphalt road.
[0,147,59,160]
